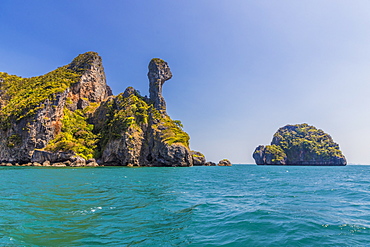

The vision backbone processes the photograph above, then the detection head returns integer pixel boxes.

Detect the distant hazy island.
[253,123,347,166]
[0,52,230,167]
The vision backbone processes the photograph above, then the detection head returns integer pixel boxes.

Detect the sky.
[1,0,370,164]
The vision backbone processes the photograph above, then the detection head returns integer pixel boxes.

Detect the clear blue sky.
[1,0,370,164]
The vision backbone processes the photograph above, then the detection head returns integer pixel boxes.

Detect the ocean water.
[0,165,369,246]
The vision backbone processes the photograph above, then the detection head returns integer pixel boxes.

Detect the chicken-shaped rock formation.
[0,52,207,167]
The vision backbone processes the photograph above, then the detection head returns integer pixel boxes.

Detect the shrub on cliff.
[45,106,98,160]
[0,53,101,127]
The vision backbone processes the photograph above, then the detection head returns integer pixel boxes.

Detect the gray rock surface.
[71,156,86,167]
[252,145,266,165]
[191,151,206,166]
[0,90,68,163]
[31,150,75,164]
[148,58,172,113]
[67,52,112,111]
[0,52,111,163]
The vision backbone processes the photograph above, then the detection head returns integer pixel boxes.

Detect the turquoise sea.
[0,165,369,246]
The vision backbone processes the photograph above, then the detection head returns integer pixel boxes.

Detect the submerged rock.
[253,123,347,166]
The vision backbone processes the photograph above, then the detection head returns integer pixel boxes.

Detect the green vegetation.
[68,51,99,73]
[269,123,344,161]
[192,151,205,158]
[6,134,21,148]
[0,67,84,129]
[150,106,189,147]
[151,58,165,64]
[0,52,98,129]
[0,68,80,122]
[97,92,150,151]
[264,144,287,163]
[160,117,189,147]
[96,89,190,155]
[45,105,98,160]
[173,120,184,128]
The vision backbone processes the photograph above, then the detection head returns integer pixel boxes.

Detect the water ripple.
[1,165,370,246]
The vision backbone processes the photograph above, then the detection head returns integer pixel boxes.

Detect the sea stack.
[253,123,347,166]
[148,58,172,113]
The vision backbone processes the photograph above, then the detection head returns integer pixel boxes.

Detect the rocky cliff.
[0,52,111,163]
[0,52,205,167]
[253,123,346,166]
[92,86,193,167]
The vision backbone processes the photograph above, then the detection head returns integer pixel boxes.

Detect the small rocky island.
[0,52,228,167]
[253,123,347,166]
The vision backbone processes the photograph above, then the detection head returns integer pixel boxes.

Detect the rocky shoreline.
[0,150,232,167]
[0,159,233,167]
[0,161,99,167]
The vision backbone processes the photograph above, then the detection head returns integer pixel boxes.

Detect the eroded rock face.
[67,52,112,110]
[253,145,266,165]
[148,58,172,113]
[0,52,112,163]
[31,150,75,164]
[191,151,206,166]
[253,123,347,166]
[95,89,193,167]
[146,124,192,167]
[0,91,67,162]
[100,125,145,166]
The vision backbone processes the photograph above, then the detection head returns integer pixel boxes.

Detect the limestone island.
[0,52,228,167]
[253,123,347,166]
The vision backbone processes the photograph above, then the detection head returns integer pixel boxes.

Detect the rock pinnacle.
[148,58,172,112]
